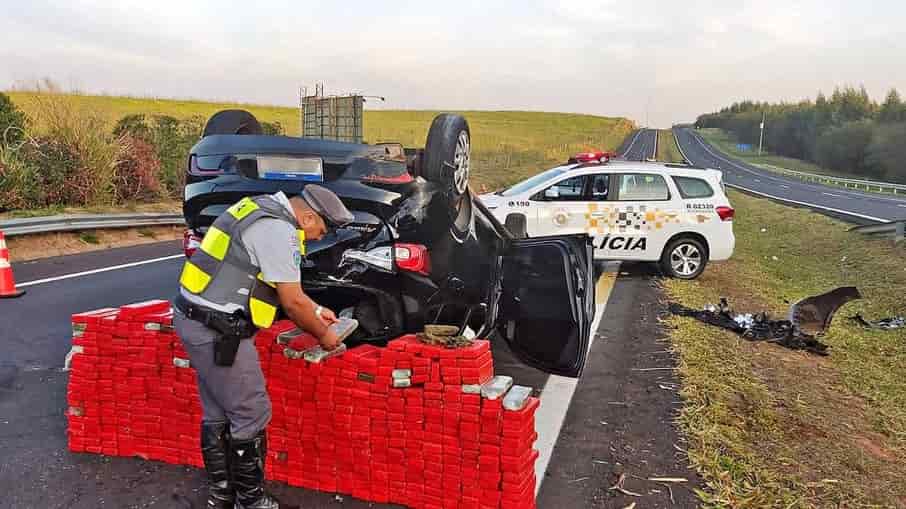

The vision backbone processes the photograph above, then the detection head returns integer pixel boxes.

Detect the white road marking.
[17,254,184,288]
[823,192,842,198]
[620,130,644,158]
[535,263,619,495]
[898,204,906,208]
[781,185,790,189]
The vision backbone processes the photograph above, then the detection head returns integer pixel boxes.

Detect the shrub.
[114,136,162,201]
[15,84,124,205]
[262,121,284,135]
[0,92,27,147]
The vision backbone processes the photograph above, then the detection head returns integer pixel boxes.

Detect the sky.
[2,0,906,127]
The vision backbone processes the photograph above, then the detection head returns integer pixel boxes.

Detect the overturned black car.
[182,110,595,377]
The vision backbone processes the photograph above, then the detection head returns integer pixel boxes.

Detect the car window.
[500,166,568,197]
[539,175,587,201]
[673,176,714,198]
[616,174,670,201]
[588,174,610,201]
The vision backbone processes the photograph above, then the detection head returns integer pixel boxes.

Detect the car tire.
[202,110,263,137]
[661,237,708,279]
[504,214,527,239]
[422,114,471,204]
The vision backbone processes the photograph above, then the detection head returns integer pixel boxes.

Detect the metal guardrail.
[850,220,905,242]
[0,213,185,236]
[752,165,906,195]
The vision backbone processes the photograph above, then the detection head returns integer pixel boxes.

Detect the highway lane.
[619,128,657,161]
[674,127,906,223]
[4,242,183,369]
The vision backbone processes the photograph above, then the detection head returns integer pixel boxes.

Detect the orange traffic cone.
[0,230,25,298]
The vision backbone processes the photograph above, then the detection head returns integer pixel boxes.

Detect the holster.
[174,295,258,367]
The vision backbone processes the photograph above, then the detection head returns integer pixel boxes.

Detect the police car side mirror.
[544,187,560,199]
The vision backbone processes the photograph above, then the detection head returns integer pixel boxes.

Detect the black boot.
[231,430,281,509]
[200,421,235,509]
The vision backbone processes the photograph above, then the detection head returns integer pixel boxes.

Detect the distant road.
[619,128,657,161]
[673,127,906,223]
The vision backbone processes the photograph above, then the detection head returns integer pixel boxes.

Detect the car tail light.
[184,229,202,258]
[394,243,430,275]
[716,206,735,221]
[362,173,415,185]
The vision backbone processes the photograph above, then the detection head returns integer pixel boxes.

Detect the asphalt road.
[673,127,906,223]
[618,128,657,161]
[2,242,699,508]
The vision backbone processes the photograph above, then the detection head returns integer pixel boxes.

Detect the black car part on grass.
[669,287,862,356]
[850,314,906,330]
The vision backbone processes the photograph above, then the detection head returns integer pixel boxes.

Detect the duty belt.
[173,294,258,338]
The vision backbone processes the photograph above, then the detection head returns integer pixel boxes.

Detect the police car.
[480,152,735,279]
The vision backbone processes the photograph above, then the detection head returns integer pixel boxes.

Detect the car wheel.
[661,237,708,279]
[202,109,263,137]
[422,114,471,204]
[504,214,527,239]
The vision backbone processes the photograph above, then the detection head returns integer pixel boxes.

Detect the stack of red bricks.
[67,300,540,509]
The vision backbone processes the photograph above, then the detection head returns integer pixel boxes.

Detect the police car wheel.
[202,109,263,137]
[423,114,471,203]
[504,214,527,239]
[661,237,708,279]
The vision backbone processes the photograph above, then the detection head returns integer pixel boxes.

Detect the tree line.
[695,86,906,183]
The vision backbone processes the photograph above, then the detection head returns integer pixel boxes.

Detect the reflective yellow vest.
[179,195,306,329]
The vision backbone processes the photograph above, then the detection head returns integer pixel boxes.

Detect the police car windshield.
[499,167,568,197]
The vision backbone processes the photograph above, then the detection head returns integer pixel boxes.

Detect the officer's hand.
[318,307,339,325]
[319,329,342,351]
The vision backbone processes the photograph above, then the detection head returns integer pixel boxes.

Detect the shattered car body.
[182,111,595,377]
[669,287,862,355]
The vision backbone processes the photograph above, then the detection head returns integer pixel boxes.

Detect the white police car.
[480,152,735,279]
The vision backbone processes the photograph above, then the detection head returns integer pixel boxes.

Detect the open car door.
[497,235,595,377]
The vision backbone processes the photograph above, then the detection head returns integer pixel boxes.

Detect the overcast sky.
[2,0,905,127]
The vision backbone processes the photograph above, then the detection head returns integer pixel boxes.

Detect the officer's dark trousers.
[173,310,272,440]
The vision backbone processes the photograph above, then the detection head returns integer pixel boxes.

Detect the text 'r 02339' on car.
[182,110,595,377]
[480,155,736,279]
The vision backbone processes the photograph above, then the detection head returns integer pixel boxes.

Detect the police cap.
[300,185,355,227]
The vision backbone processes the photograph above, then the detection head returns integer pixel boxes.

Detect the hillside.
[6,92,635,190]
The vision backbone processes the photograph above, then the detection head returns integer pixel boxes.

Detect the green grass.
[7,92,635,191]
[664,191,906,507]
[0,200,181,220]
[657,129,686,163]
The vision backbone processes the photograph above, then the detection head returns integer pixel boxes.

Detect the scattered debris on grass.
[669,287,862,355]
[850,314,905,330]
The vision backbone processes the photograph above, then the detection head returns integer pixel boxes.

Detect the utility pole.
[758,111,765,155]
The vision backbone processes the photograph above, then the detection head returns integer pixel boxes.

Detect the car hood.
[192,135,388,164]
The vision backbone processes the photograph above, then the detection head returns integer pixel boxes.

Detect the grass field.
[657,129,686,163]
[7,92,635,191]
[664,192,906,507]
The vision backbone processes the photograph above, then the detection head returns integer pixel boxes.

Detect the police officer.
[173,185,354,509]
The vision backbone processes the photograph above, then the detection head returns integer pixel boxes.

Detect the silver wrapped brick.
[480,375,514,400]
[303,343,347,363]
[461,384,482,394]
[502,385,532,410]
[173,357,192,369]
[392,369,412,379]
[392,378,412,388]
